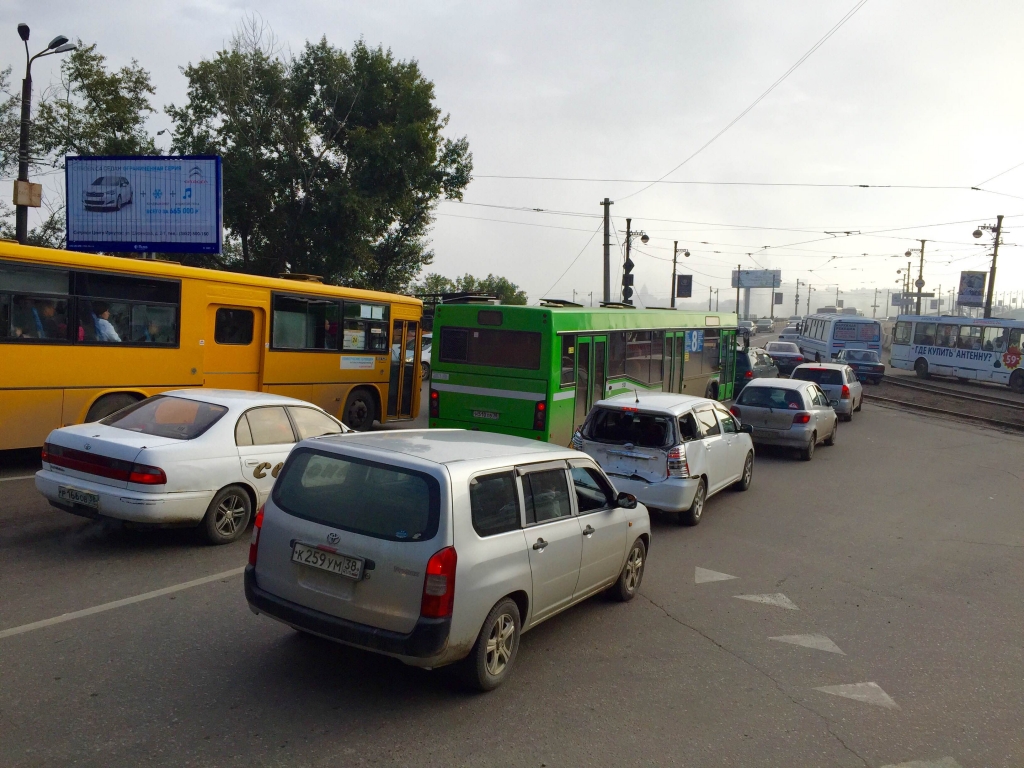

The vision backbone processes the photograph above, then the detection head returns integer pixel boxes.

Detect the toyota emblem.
[327,532,340,544]
[84,443,92,451]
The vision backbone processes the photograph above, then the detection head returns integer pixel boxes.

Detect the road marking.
[881,759,961,768]
[0,566,245,640]
[815,682,899,709]
[734,593,799,610]
[770,633,845,654]
[695,567,738,584]
[0,474,36,483]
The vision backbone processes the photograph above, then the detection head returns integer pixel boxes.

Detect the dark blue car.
[835,349,884,384]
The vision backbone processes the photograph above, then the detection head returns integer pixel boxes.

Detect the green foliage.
[0,67,20,178]
[412,273,529,305]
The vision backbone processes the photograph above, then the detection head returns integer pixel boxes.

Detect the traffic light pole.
[601,198,613,305]
[623,218,634,305]
[915,240,926,316]
[983,215,1003,319]
[671,241,678,309]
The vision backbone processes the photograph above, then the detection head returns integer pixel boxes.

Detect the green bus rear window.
[439,327,542,370]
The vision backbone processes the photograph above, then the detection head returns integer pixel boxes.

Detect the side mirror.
[740,423,753,434]
[616,491,638,510]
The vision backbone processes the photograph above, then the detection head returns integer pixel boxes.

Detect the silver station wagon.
[245,430,651,690]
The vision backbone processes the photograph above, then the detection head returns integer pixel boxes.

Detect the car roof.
[159,389,322,409]
[310,429,576,466]
[793,362,848,370]
[741,378,813,391]
[595,392,716,415]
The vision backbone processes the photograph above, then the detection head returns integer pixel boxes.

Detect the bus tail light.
[667,445,689,478]
[248,506,264,566]
[128,464,167,485]
[792,412,812,425]
[429,389,439,418]
[533,401,547,432]
[840,385,850,400]
[421,546,457,618]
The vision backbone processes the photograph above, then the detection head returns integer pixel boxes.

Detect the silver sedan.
[729,379,838,461]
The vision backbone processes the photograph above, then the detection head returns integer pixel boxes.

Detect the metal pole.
[795,280,801,316]
[708,286,712,311]
[884,289,889,318]
[983,214,1003,319]
[872,288,878,318]
[16,57,33,244]
[735,265,741,320]
[806,284,812,315]
[915,240,926,315]
[601,198,613,305]
[671,241,678,309]
[624,218,632,305]
[716,289,719,311]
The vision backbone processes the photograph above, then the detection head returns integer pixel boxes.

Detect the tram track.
[879,375,1024,408]
[865,375,1024,432]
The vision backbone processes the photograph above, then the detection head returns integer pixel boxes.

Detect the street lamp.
[14,23,77,244]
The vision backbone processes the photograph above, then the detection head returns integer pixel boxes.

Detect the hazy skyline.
[4,0,1023,307]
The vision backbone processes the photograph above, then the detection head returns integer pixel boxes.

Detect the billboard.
[675,274,693,298]
[731,269,781,289]
[66,155,222,254]
[891,292,902,306]
[774,291,783,305]
[957,271,987,308]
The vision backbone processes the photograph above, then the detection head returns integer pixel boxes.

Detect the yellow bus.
[0,241,423,450]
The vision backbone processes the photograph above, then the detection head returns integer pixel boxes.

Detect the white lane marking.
[0,474,36,483]
[881,759,961,768]
[815,682,899,709]
[0,566,245,640]
[695,567,738,584]
[734,593,799,610]
[770,633,845,654]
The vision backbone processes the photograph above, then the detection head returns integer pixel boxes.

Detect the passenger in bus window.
[34,300,66,339]
[92,302,122,343]
[984,328,1008,352]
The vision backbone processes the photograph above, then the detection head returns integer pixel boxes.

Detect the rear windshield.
[439,327,542,370]
[101,395,228,440]
[585,408,675,448]
[273,449,441,542]
[843,350,880,362]
[736,387,805,410]
[793,368,843,385]
[765,342,799,353]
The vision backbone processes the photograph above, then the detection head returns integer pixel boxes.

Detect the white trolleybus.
[890,315,1024,392]
[796,313,882,362]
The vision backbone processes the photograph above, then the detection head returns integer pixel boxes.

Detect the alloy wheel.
[743,456,753,485]
[692,484,705,520]
[215,494,247,537]
[485,613,516,677]
[624,544,644,593]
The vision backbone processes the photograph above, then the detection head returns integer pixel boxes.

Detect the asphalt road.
[2,402,1022,767]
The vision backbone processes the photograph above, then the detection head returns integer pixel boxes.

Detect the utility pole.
[884,289,889,318]
[672,241,678,309]
[715,290,719,311]
[735,264,741,319]
[588,292,593,307]
[936,284,941,315]
[915,240,926,316]
[708,286,712,311]
[795,280,802,316]
[872,288,878,318]
[983,214,1003,319]
[806,284,812,315]
[835,286,840,306]
[624,218,632,305]
[601,198,613,304]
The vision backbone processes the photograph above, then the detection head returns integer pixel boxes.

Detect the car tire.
[914,358,929,379]
[841,412,852,422]
[855,397,863,412]
[801,433,816,461]
[201,485,253,545]
[1009,370,1024,394]
[679,479,706,526]
[824,420,837,446]
[460,598,521,692]
[872,377,882,385]
[733,452,754,491]
[611,538,647,602]
[421,362,431,381]
[342,388,376,431]
[85,392,141,422]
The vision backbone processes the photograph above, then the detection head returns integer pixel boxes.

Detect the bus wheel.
[1010,370,1024,394]
[914,358,929,379]
[705,382,718,400]
[86,392,141,422]
[343,389,376,431]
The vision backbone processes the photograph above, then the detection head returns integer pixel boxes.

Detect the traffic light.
[622,255,635,304]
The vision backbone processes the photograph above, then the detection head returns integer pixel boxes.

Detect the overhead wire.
[975,160,1024,187]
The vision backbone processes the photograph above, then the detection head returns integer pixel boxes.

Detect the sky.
[4,0,1024,315]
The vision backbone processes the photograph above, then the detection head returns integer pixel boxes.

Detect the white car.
[573,393,754,525]
[35,390,349,544]
[421,335,432,380]
[777,326,800,342]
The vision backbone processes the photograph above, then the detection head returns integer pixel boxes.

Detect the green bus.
[428,304,738,445]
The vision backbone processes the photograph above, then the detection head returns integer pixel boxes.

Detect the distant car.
[35,390,349,543]
[734,347,779,396]
[835,349,884,384]
[791,363,863,421]
[788,315,803,324]
[730,379,838,461]
[777,326,800,342]
[763,341,805,375]
[755,318,774,333]
[575,393,753,526]
[246,429,651,690]
[738,320,756,338]
[83,175,133,211]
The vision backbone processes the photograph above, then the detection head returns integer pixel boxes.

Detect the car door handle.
[244,459,260,466]
[532,538,548,551]
[582,525,595,536]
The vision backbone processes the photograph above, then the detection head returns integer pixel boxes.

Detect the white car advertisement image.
[65,155,222,254]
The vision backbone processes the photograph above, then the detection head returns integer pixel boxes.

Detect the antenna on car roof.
[634,388,639,404]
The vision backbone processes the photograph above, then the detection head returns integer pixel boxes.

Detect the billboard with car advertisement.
[66,156,222,254]
[957,271,987,307]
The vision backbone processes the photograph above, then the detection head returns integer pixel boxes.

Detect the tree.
[0,67,20,178]
[412,273,529,305]
[168,18,472,291]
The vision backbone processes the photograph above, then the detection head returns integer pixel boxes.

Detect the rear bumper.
[244,565,451,662]
[608,475,699,513]
[833,399,854,415]
[750,425,814,448]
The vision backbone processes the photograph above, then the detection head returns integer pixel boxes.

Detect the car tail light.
[248,506,264,566]
[792,412,812,424]
[795,356,804,362]
[429,389,439,418]
[128,463,167,485]
[841,385,850,399]
[533,401,547,432]
[744,370,753,379]
[421,546,457,618]
[571,430,583,450]
[729,406,741,418]
[667,445,689,478]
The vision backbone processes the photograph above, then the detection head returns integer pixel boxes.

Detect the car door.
[713,404,746,482]
[810,386,835,439]
[845,367,863,406]
[569,462,629,600]
[518,462,583,624]
[235,406,298,503]
[693,406,727,493]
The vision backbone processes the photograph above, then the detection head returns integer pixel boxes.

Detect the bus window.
[624,331,652,384]
[343,301,389,352]
[983,327,1008,352]
[215,308,255,345]
[74,271,179,346]
[560,335,576,386]
[703,330,720,374]
[957,326,982,350]
[1010,329,1022,350]
[608,332,626,377]
[272,295,340,350]
[894,321,912,345]
[935,324,958,349]
[438,327,541,370]
[651,330,664,384]
[0,263,71,342]
[913,323,936,345]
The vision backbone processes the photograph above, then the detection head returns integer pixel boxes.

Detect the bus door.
[719,330,736,400]
[665,332,686,394]
[205,305,265,391]
[387,320,418,419]
[573,336,607,428]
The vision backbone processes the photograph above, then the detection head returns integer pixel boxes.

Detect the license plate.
[472,410,500,420]
[753,428,777,439]
[58,486,99,508]
[291,542,363,580]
